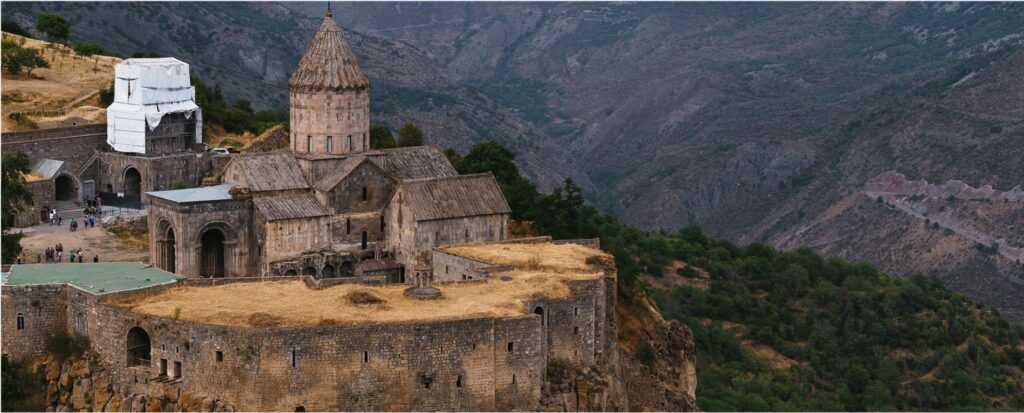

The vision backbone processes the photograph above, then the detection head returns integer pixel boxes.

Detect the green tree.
[72,41,108,57]
[397,121,424,147]
[2,39,49,77]
[2,152,33,264]
[2,19,32,37]
[98,79,114,106]
[370,124,397,149]
[34,13,69,45]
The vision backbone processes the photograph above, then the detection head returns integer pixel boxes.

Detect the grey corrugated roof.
[289,15,369,92]
[368,145,457,181]
[402,173,510,221]
[253,193,330,221]
[234,153,309,192]
[148,183,234,203]
[30,159,64,180]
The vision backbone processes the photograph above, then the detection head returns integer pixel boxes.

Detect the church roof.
[253,193,330,221]
[401,173,511,221]
[148,183,234,204]
[289,14,369,92]
[233,153,309,192]
[368,145,458,181]
[313,156,390,192]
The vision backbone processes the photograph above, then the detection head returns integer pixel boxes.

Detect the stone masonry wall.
[1,284,68,361]
[0,125,107,174]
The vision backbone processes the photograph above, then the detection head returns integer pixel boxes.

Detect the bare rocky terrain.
[5,2,1022,321]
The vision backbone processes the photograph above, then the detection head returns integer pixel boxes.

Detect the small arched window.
[380,215,385,231]
[362,187,368,201]
[346,219,351,235]
[361,231,368,249]
[16,313,25,330]
[306,136,312,152]
[348,135,353,151]
[326,136,333,152]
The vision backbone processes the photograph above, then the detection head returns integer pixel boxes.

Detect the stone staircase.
[54,200,85,219]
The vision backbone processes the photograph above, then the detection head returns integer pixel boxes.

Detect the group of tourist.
[39,243,98,264]
[47,209,63,226]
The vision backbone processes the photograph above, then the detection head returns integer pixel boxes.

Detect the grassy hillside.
[0,32,118,131]
[453,140,1024,411]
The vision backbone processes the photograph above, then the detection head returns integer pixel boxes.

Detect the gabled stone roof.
[289,15,369,93]
[232,153,308,192]
[401,173,511,221]
[313,156,391,192]
[253,193,330,221]
[367,145,457,181]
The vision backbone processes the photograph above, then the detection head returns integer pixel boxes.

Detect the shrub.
[677,264,700,278]
[73,41,107,57]
[44,332,89,361]
[635,341,656,370]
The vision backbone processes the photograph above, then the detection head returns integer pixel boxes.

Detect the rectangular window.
[507,342,514,352]
[348,135,353,151]
[362,187,368,201]
[159,359,168,376]
[173,361,182,379]
[512,374,517,384]
[573,327,579,335]
[363,351,368,363]
[306,136,312,152]
[326,136,333,152]
[290,349,297,368]
[456,375,463,388]
[16,314,24,330]
[215,351,223,362]
[574,307,578,316]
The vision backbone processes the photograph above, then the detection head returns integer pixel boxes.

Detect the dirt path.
[14,223,148,264]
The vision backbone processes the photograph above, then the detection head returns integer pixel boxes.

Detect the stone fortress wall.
[1,239,621,411]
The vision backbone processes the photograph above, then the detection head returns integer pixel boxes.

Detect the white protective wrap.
[106,58,201,154]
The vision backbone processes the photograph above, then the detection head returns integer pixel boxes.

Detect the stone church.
[147,12,511,280]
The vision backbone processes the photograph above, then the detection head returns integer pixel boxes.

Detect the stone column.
[224,241,239,277]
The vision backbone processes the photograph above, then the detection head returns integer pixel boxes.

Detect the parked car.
[225,147,240,154]
[210,147,229,155]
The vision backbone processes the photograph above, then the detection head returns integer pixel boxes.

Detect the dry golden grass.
[1,33,120,131]
[114,241,609,327]
[439,241,608,277]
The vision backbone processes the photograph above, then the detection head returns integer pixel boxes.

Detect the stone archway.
[322,264,336,278]
[200,228,226,277]
[194,222,239,278]
[340,261,354,277]
[123,167,142,198]
[302,266,316,276]
[126,326,151,367]
[165,227,176,273]
[55,175,76,201]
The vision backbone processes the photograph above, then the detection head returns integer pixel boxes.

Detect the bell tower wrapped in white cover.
[106,58,202,155]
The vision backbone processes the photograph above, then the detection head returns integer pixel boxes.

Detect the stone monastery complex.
[2,9,629,412]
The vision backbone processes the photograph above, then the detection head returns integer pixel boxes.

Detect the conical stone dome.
[289,15,369,92]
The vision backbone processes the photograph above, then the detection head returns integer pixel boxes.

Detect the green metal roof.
[4,262,183,294]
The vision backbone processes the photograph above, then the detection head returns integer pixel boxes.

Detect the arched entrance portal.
[200,228,226,277]
[302,266,316,276]
[55,175,76,201]
[322,264,336,278]
[123,167,142,198]
[340,261,354,277]
[126,327,151,367]
[164,227,176,273]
